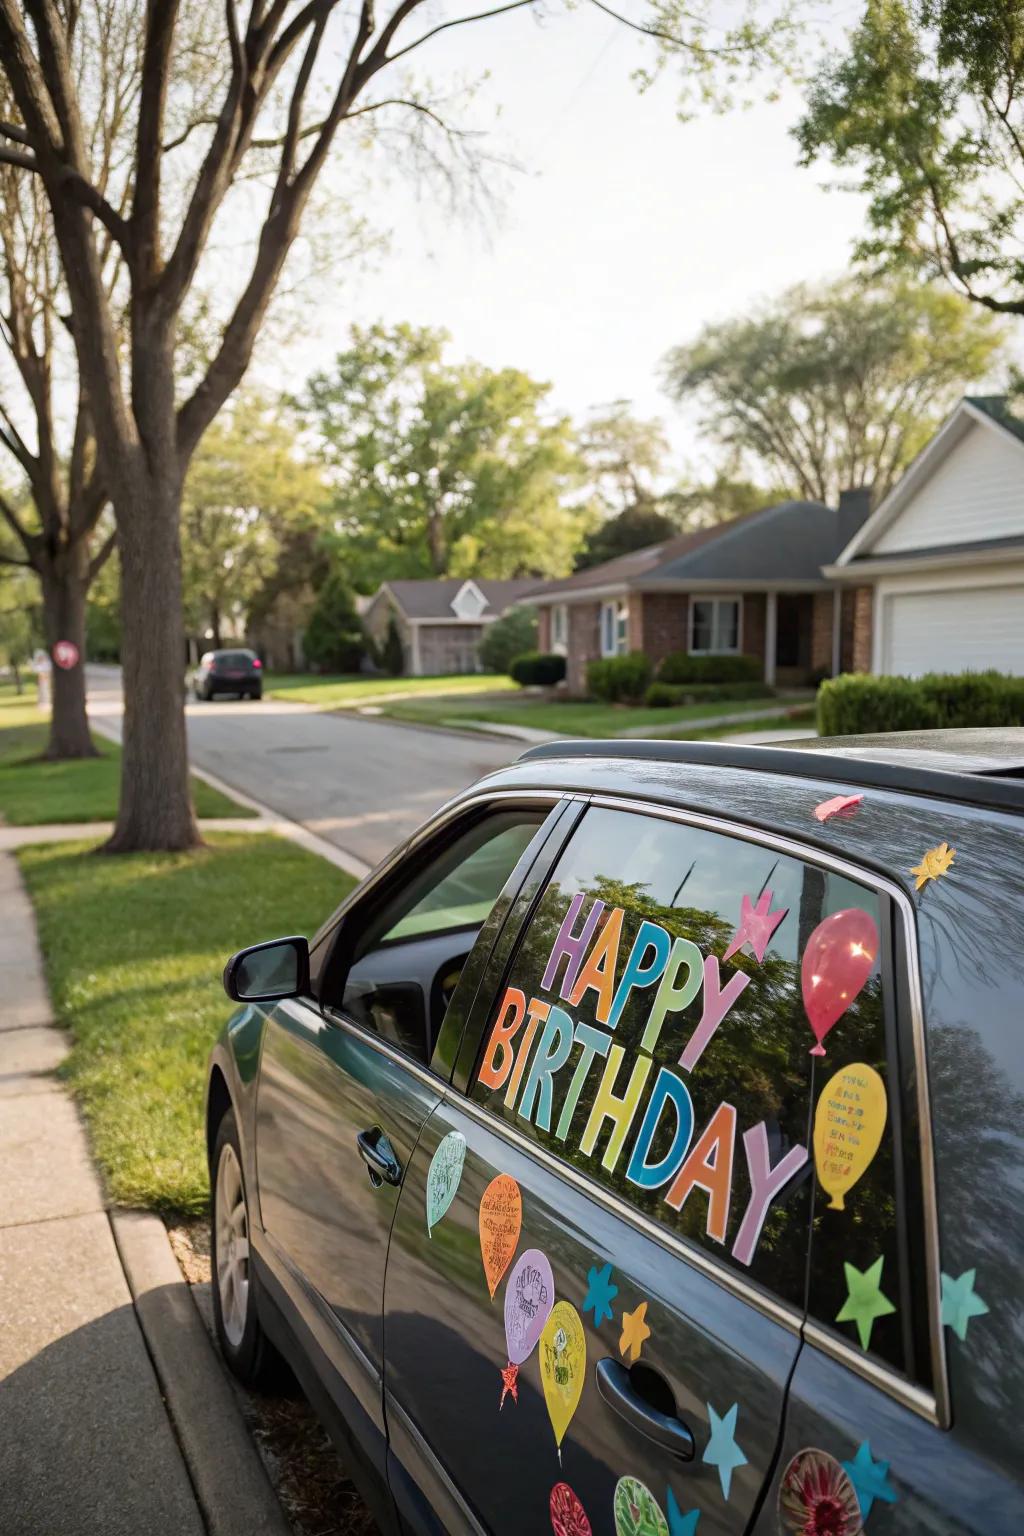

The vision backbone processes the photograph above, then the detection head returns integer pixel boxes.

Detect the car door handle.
[356,1128,403,1187]
[595,1357,695,1460]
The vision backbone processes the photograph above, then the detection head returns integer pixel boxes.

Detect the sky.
[261,2,868,476]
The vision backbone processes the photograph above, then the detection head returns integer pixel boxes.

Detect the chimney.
[837,486,872,551]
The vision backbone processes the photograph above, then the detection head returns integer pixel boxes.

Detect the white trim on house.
[764,592,777,685]
[600,598,629,658]
[406,614,503,626]
[823,539,1024,582]
[550,603,568,655]
[528,577,830,605]
[450,579,488,619]
[687,594,743,656]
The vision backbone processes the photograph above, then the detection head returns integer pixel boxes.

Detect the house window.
[600,599,629,658]
[551,604,568,656]
[690,597,741,655]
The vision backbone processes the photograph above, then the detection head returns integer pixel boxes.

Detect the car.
[192,647,263,700]
[205,730,1024,1536]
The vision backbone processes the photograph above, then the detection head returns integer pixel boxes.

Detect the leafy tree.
[303,573,365,673]
[796,0,1024,316]
[380,615,405,677]
[478,605,538,674]
[303,324,590,585]
[0,562,38,689]
[575,504,681,570]
[664,471,779,528]
[663,276,1005,504]
[578,402,669,517]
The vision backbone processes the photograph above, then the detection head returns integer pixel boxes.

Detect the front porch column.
[764,592,777,686]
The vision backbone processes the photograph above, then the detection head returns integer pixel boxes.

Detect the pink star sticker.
[722,889,788,964]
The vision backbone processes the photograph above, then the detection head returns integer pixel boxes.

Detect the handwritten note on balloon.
[813,1063,887,1210]
[540,1301,586,1457]
[425,1130,466,1236]
[479,1174,522,1299]
[505,1248,553,1365]
[801,907,879,1055]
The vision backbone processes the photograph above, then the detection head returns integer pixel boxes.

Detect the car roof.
[511,728,1024,816]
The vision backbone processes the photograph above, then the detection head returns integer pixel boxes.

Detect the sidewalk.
[0,846,289,1536]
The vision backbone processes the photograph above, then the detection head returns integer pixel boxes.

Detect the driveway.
[86,669,519,868]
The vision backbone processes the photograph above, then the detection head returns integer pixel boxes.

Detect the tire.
[210,1108,286,1390]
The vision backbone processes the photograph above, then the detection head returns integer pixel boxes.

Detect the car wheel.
[211,1108,285,1390]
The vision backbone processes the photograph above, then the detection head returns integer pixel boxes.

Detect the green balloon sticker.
[613,1477,668,1536]
[426,1130,466,1236]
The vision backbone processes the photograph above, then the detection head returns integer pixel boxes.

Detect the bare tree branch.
[87,524,117,580]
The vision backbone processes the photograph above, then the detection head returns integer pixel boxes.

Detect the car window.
[217,651,253,666]
[382,820,541,942]
[467,804,895,1317]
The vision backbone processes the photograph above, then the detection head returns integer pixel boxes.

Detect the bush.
[381,614,405,676]
[303,573,366,673]
[643,680,774,708]
[587,651,653,703]
[816,670,1024,736]
[657,652,763,685]
[480,606,538,674]
[510,651,566,687]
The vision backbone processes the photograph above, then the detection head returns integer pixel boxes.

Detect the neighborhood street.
[85,668,519,868]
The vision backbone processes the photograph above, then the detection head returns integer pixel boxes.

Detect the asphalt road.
[86,669,519,868]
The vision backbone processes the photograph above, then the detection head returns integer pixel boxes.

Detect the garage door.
[883,585,1024,676]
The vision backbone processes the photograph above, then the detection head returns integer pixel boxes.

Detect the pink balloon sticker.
[801,907,879,1056]
[52,640,80,670]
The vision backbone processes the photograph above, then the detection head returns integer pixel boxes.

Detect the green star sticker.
[836,1256,896,1351]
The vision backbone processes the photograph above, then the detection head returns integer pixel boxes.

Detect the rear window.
[468,804,902,1329]
[216,651,255,667]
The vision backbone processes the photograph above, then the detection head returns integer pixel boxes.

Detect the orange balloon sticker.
[813,1062,887,1211]
[479,1174,522,1299]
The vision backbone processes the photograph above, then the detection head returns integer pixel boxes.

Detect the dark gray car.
[206,731,1024,1535]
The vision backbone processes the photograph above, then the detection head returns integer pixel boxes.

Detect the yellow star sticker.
[619,1301,651,1363]
[910,841,956,891]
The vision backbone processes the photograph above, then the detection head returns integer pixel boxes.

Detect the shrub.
[510,651,566,687]
[657,651,762,685]
[587,651,653,703]
[816,670,1024,736]
[303,573,366,673]
[381,614,405,676]
[643,680,774,708]
[479,606,538,674]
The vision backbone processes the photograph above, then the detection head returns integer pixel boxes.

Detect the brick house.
[362,578,538,676]
[528,493,873,696]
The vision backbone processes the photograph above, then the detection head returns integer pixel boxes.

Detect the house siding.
[629,593,688,670]
[742,594,766,668]
[537,608,551,652]
[874,419,1024,553]
[568,602,602,696]
[810,591,834,675]
[851,587,873,673]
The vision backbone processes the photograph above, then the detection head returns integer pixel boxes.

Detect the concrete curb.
[111,1209,291,1536]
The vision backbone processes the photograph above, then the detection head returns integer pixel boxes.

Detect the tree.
[478,604,537,673]
[0,0,797,851]
[662,276,1005,504]
[302,573,365,672]
[577,402,669,517]
[796,0,1024,317]
[303,324,590,585]
[574,503,680,570]
[0,561,38,689]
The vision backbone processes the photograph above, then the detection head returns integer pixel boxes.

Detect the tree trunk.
[40,543,98,760]
[12,662,22,695]
[104,472,201,852]
[210,602,222,650]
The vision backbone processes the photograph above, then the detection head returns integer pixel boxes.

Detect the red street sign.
[52,641,80,670]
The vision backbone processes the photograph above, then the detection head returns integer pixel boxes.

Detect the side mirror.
[223,936,310,1003]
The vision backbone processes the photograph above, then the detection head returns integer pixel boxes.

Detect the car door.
[253,794,572,1502]
[383,800,890,1535]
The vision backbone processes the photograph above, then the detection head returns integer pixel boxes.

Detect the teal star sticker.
[582,1262,618,1326]
[666,1488,700,1535]
[842,1441,897,1519]
[836,1255,896,1351]
[941,1269,989,1341]
[702,1401,747,1500]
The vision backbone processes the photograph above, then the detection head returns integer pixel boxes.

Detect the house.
[826,397,1024,677]
[529,492,872,695]
[362,578,540,676]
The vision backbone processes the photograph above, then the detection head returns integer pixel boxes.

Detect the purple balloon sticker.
[500,1247,554,1407]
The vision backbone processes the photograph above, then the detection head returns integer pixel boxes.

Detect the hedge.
[587,652,653,703]
[817,670,1024,736]
[657,652,762,685]
[644,680,775,708]
[510,651,566,687]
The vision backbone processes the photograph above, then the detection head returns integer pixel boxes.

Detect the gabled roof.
[833,395,1024,568]
[529,499,854,601]
[377,578,539,620]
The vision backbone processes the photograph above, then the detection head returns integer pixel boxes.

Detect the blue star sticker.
[941,1269,989,1341]
[582,1262,618,1326]
[841,1441,897,1519]
[702,1401,748,1500]
[666,1487,700,1535]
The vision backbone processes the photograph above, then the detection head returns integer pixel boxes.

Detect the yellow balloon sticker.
[540,1301,586,1457]
[813,1062,887,1211]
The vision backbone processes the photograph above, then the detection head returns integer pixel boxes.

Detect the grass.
[18,831,356,1213]
[657,705,817,741]
[266,671,518,706]
[0,685,247,824]
[380,691,793,738]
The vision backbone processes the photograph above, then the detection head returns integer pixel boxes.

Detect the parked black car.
[206,732,1024,1536]
[192,648,263,700]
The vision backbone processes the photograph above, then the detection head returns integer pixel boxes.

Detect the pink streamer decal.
[731,1121,808,1266]
[678,956,750,1073]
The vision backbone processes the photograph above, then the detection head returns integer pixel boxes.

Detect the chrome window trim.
[318,997,448,1098]
[460,790,947,1428]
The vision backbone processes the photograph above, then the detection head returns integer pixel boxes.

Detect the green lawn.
[381,691,792,738]
[18,832,356,1213]
[0,688,246,824]
[267,671,518,706]
[658,705,817,741]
